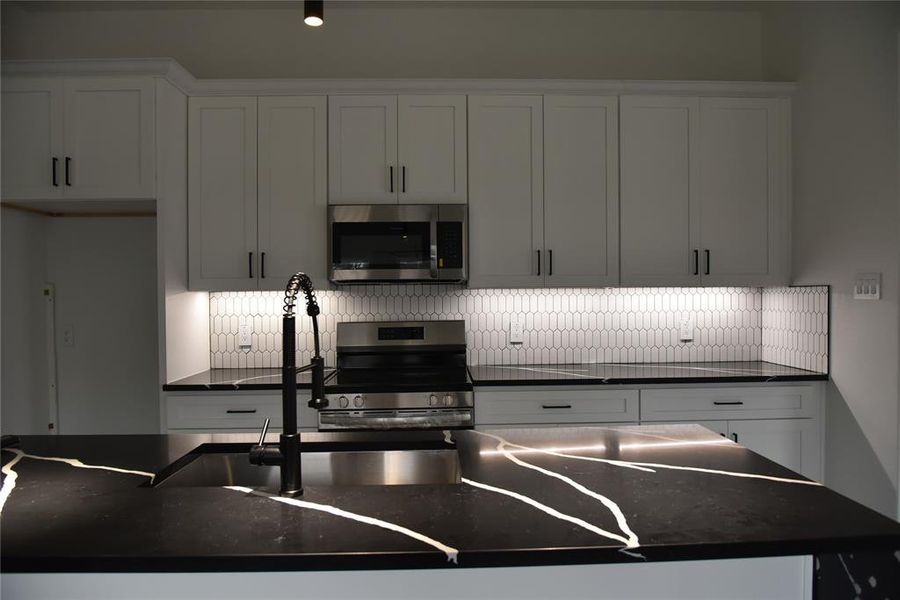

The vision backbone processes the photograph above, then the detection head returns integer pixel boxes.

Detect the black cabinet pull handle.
[402,166,407,193]
[542,404,572,409]
[261,252,266,279]
[389,166,394,193]
[536,249,541,276]
[548,249,553,276]
[52,157,59,187]
[731,432,739,443]
[65,157,71,186]
[693,249,699,275]
[226,409,257,414]
[705,249,710,275]
[713,401,744,406]
[249,252,253,278]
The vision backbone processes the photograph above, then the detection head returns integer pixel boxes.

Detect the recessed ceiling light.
[304,0,324,27]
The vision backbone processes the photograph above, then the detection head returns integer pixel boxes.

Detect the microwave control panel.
[436,222,464,269]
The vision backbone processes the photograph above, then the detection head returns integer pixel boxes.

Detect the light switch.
[854,273,882,300]
[679,316,695,342]
[509,318,524,345]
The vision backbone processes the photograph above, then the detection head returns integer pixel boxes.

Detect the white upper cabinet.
[543,95,619,287]
[188,96,328,292]
[397,95,467,204]
[620,96,701,286]
[188,97,258,291]
[328,96,398,204]
[468,95,544,288]
[620,95,789,287]
[257,96,328,289]
[1,76,154,201]
[1,78,65,200]
[698,97,787,286]
[328,94,467,204]
[63,77,155,199]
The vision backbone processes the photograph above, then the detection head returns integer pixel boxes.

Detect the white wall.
[762,3,900,518]
[1,208,49,434]
[0,3,764,80]
[1,212,160,435]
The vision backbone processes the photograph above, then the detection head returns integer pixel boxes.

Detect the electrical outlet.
[679,316,694,342]
[62,326,75,347]
[854,272,882,300]
[239,323,252,348]
[509,318,524,345]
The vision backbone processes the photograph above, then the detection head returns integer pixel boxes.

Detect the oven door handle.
[319,410,473,430]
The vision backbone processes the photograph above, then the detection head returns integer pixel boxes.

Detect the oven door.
[329,205,437,283]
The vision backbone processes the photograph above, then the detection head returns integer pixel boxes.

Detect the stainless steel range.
[319,320,474,431]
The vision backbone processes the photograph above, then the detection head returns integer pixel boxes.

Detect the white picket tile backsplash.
[762,286,829,373]
[209,286,773,368]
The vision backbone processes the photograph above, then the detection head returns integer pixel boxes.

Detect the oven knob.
[429,394,439,407]
[339,396,349,409]
[443,394,454,407]
[353,395,364,408]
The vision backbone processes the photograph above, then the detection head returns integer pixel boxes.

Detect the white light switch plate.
[239,323,252,348]
[679,316,695,342]
[509,318,524,345]
[854,272,882,300]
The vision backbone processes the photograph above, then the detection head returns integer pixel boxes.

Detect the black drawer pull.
[713,401,744,406]
[541,404,572,410]
[52,157,59,187]
[65,156,72,186]
[731,432,739,443]
[226,409,257,414]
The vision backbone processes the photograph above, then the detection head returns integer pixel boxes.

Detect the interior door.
[1,77,65,200]
[544,95,619,287]
[698,97,782,286]
[620,96,701,286]
[62,77,155,199]
[467,95,544,288]
[328,96,398,204]
[397,94,467,204]
[188,97,258,291]
[257,96,328,290]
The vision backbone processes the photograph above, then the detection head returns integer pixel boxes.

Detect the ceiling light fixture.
[304,0,324,27]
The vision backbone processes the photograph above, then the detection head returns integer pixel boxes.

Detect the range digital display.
[377,326,425,341]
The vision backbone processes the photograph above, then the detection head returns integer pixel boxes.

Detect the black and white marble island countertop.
[470,360,827,386]
[2,424,896,573]
[163,367,336,391]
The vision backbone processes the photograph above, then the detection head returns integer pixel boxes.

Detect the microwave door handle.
[429,215,439,279]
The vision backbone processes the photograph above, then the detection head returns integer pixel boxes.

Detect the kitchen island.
[2,424,898,599]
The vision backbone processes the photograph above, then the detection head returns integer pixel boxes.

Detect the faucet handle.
[256,418,270,446]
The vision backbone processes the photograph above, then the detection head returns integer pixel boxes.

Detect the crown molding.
[1,58,799,97]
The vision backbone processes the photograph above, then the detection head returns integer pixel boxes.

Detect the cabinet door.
[62,77,155,199]
[188,97,258,291]
[620,96,701,286]
[698,98,785,286]
[468,95,544,288]
[328,96,398,204]
[258,97,328,290]
[728,419,820,481]
[1,77,65,200]
[397,95,467,204]
[544,95,619,287]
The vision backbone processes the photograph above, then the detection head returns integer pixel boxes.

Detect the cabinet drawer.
[640,386,816,421]
[166,393,318,430]
[475,387,639,425]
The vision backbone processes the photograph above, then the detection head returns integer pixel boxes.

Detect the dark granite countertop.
[2,424,896,573]
[163,368,336,391]
[469,361,828,386]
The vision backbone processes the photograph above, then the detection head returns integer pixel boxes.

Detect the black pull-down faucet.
[249,272,327,496]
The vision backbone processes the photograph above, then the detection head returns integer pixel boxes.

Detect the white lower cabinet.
[473,383,823,482]
[474,387,639,427]
[165,392,319,432]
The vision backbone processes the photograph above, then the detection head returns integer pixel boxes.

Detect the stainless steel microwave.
[328,204,467,284]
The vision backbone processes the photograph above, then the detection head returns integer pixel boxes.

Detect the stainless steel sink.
[153,447,461,488]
